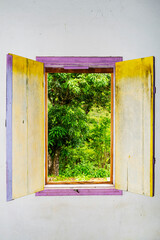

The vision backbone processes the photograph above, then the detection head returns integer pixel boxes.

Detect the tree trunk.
[52,148,60,176]
[48,153,53,176]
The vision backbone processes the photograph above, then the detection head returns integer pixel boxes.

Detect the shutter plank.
[27,59,44,194]
[12,55,28,198]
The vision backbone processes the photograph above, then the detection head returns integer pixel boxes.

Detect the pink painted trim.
[6,54,13,201]
[35,188,123,196]
[36,56,123,69]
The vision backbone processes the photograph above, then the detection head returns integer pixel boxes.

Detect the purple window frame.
[6,54,13,201]
[35,56,123,196]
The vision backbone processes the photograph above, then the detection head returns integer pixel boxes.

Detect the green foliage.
[48,73,111,180]
[62,160,110,178]
[48,73,111,113]
[48,104,87,157]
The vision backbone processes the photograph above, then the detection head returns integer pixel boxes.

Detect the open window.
[46,69,113,185]
[6,55,155,200]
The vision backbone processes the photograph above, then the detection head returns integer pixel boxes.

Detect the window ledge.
[35,184,123,196]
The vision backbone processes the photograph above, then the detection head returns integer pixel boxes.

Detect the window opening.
[46,69,113,184]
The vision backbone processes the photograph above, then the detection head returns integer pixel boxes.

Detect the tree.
[48,73,111,176]
[48,104,87,175]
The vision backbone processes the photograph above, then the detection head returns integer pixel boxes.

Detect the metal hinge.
[153,157,156,164]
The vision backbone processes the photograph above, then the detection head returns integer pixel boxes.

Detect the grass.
[48,175,110,182]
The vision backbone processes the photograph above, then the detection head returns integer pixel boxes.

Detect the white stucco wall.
[0,0,160,239]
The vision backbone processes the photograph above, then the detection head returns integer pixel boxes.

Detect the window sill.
[35,184,123,196]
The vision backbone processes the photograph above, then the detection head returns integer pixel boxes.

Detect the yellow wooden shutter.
[115,57,154,196]
[6,54,45,200]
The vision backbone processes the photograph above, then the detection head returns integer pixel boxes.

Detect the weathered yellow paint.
[27,59,44,194]
[115,57,154,197]
[11,54,44,199]
[12,55,28,198]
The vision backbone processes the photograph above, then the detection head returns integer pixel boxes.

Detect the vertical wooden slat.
[153,58,155,196]
[27,59,44,194]
[6,54,13,201]
[12,55,28,199]
[115,57,154,196]
[45,72,48,184]
[110,73,113,184]
[149,59,154,196]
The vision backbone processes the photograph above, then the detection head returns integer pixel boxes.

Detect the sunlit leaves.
[48,73,111,179]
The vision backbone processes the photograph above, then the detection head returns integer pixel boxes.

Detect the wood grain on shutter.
[12,55,28,198]
[27,59,44,194]
[115,57,154,196]
[7,54,44,199]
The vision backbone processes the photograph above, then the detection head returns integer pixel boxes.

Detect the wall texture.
[0,0,160,239]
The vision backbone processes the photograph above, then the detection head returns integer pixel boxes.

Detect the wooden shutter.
[115,57,154,196]
[6,54,45,200]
